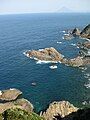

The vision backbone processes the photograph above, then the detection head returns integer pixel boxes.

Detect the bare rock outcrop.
[0,88,22,101]
[0,98,33,114]
[72,28,81,37]
[80,24,90,39]
[25,47,64,62]
[64,24,90,40]
[41,101,78,120]
[25,47,90,67]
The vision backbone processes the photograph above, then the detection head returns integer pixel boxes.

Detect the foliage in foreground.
[0,108,44,120]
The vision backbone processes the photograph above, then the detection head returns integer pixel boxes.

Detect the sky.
[0,0,90,14]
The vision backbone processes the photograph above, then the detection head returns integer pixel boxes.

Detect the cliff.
[41,101,78,120]
[0,89,90,120]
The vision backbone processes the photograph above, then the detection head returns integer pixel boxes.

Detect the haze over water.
[0,13,90,112]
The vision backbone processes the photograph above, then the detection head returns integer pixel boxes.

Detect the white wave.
[57,41,62,44]
[84,76,89,79]
[38,49,44,51]
[36,60,58,64]
[10,88,15,90]
[84,83,90,88]
[77,46,79,49]
[62,37,64,39]
[71,43,76,46]
[49,65,57,69]
[85,73,90,77]
[34,57,39,60]
[23,52,30,57]
[80,67,87,70]
[64,33,69,36]
[81,37,90,42]
[0,91,2,95]
[62,30,65,33]
[82,101,87,105]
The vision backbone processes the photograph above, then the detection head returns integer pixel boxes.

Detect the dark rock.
[80,24,90,39]
[72,28,81,37]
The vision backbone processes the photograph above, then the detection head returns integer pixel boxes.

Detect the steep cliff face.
[41,101,78,120]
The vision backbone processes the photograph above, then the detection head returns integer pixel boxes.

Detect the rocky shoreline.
[64,24,90,40]
[24,24,90,67]
[0,88,90,120]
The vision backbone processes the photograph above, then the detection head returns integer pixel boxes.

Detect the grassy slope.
[0,108,44,120]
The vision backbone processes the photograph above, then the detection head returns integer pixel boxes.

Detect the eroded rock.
[0,98,33,114]
[0,88,22,101]
[41,101,78,120]
[25,47,64,62]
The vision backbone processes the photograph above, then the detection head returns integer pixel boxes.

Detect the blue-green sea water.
[0,13,90,112]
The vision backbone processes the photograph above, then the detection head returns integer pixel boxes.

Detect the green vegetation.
[1,108,44,120]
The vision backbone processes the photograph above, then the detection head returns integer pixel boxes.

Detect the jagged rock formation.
[80,24,90,39]
[72,28,81,37]
[64,24,90,40]
[25,47,90,67]
[25,47,64,62]
[0,88,22,101]
[0,88,90,120]
[41,101,78,120]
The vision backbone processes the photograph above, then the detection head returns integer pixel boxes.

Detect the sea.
[0,13,90,112]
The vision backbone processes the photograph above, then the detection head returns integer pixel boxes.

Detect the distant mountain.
[57,7,74,13]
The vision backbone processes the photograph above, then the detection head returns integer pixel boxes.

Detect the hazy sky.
[0,0,90,14]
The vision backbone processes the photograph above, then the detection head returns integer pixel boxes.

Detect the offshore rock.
[25,47,64,62]
[41,101,78,120]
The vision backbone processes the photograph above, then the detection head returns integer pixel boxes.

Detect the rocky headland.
[0,88,43,120]
[24,24,90,67]
[25,47,64,62]
[24,47,90,67]
[41,101,78,120]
